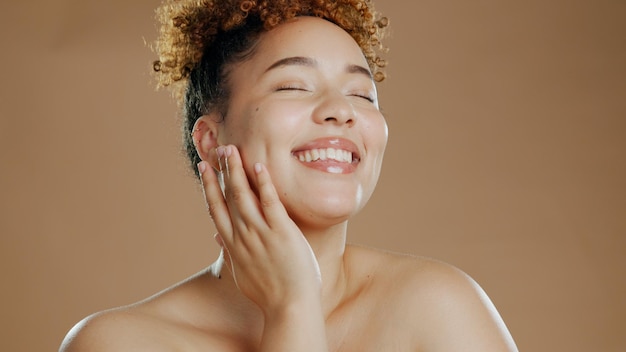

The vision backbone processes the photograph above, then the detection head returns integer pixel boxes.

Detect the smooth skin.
[60,17,518,352]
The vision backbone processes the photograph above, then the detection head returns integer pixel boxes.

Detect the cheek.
[261,100,312,130]
[220,116,264,152]
[220,114,283,172]
[365,114,389,153]
[363,116,388,189]
[380,119,389,149]
[227,100,306,135]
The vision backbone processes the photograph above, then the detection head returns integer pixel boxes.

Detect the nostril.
[324,116,354,125]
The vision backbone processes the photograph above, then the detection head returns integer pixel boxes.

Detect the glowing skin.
[59,16,517,352]
[210,17,388,229]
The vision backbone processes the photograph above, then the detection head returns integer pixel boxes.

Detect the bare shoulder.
[59,271,224,352]
[59,307,175,352]
[347,244,486,303]
[347,243,478,285]
[346,244,518,351]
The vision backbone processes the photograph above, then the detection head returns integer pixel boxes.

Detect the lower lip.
[295,158,358,174]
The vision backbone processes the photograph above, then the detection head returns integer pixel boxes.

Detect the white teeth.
[311,149,319,160]
[319,149,327,160]
[327,148,336,160]
[294,148,354,163]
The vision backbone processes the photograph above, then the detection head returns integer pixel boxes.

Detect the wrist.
[259,296,328,352]
[263,293,323,322]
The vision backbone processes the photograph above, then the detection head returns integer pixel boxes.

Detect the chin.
[290,212,352,232]
[289,196,363,228]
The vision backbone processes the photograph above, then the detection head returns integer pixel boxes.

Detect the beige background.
[1,0,624,351]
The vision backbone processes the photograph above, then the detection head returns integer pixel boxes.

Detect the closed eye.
[350,93,375,103]
[276,85,308,92]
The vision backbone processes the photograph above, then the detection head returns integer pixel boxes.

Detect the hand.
[198,145,322,314]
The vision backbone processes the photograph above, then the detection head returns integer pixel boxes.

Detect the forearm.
[259,300,329,352]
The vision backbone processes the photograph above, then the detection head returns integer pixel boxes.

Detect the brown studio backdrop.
[0,0,624,351]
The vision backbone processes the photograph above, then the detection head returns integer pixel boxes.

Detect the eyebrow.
[265,56,373,80]
[345,64,373,79]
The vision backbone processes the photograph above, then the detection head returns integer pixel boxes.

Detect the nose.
[312,90,356,126]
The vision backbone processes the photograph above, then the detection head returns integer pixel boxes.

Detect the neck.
[209,221,350,318]
[302,221,349,315]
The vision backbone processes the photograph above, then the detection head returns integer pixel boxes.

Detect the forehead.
[243,16,369,74]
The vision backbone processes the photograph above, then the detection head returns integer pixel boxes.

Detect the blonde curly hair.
[151,0,389,174]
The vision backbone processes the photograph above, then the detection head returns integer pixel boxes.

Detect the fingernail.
[197,161,207,175]
[216,146,225,158]
[254,162,263,174]
[224,145,232,157]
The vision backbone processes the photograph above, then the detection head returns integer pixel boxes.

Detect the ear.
[191,113,222,170]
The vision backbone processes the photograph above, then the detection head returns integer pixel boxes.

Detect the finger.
[219,146,267,231]
[198,160,234,242]
[252,162,290,228]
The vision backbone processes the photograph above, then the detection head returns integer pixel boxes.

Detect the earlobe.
[191,113,221,169]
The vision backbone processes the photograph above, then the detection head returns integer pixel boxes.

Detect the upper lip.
[292,137,361,161]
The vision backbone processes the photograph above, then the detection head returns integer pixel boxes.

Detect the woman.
[60,0,518,351]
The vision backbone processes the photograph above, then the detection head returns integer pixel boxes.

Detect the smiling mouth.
[293,147,359,163]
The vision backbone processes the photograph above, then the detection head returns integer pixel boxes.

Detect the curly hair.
[151,0,389,175]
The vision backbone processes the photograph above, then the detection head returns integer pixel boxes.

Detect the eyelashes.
[351,93,375,103]
[276,85,307,92]
[275,85,375,103]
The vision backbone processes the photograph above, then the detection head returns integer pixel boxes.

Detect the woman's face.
[216,16,388,229]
